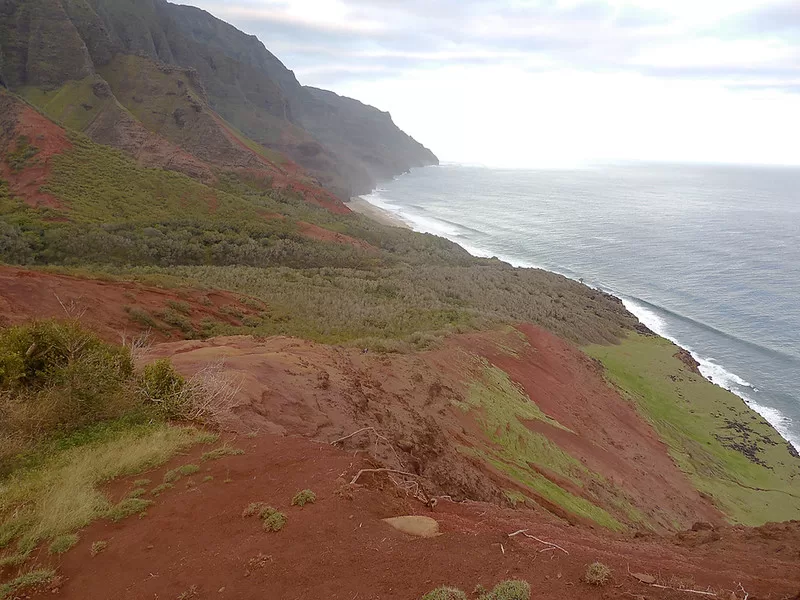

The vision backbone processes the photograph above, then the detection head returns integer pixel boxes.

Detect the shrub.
[242,502,270,518]
[0,321,136,474]
[138,359,187,418]
[291,489,316,507]
[162,308,194,335]
[421,587,468,600]
[584,562,612,586]
[478,580,531,600]
[261,509,287,532]
[166,300,192,315]
[49,533,79,555]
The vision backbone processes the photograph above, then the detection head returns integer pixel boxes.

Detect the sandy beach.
[347,197,411,229]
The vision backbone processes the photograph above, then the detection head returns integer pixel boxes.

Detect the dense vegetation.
[0,132,635,347]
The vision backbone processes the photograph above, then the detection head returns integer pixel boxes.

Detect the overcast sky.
[184,0,800,167]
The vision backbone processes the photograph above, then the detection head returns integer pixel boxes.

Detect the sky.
[183,0,800,167]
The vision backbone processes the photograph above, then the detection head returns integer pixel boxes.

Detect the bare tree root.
[508,529,569,555]
[350,468,420,485]
[331,426,404,468]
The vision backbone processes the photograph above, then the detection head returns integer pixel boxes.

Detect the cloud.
[179,0,800,165]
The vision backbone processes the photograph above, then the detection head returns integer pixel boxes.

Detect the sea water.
[363,162,800,451]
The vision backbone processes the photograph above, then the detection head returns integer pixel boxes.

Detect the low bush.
[138,359,187,419]
[420,587,468,600]
[291,489,316,507]
[106,498,153,522]
[584,562,612,586]
[261,509,287,532]
[477,580,531,600]
[0,321,136,475]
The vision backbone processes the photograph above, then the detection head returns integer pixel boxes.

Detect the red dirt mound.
[21,434,800,600]
[0,266,261,342]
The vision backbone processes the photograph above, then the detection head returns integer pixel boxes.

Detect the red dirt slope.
[0,266,262,342]
[26,435,800,600]
[147,328,719,532]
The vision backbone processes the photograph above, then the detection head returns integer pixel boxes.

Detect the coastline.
[356,172,799,453]
[347,196,411,229]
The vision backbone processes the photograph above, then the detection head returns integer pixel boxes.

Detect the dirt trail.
[25,435,800,600]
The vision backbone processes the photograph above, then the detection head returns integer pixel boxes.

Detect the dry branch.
[331,426,404,467]
[508,529,569,555]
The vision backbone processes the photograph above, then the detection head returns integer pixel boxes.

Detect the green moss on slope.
[585,333,800,525]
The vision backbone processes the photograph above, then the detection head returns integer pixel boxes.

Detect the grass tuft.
[420,586,468,600]
[90,540,108,556]
[0,569,55,599]
[242,502,270,518]
[106,498,153,522]
[48,533,78,555]
[291,489,316,507]
[201,446,244,461]
[584,562,612,586]
[478,580,531,600]
[259,507,287,532]
[150,483,174,496]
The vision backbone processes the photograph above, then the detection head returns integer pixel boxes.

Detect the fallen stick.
[507,529,569,555]
[649,584,716,597]
[350,468,419,485]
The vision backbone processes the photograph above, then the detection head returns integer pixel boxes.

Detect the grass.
[585,333,800,525]
[242,502,270,518]
[584,563,612,586]
[0,569,55,599]
[420,587,468,600]
[260,507,287,532]
[291,489,316,507]
[106,498,153,522]
[150,483,174,496]
[201,446,245,461]
[453,360,625,531]
[5,136,39,173]
[163,464,200,483]
[90,540,108,556]
[0,424,205,550]
[48,533,78,554]
[478,580,531,600]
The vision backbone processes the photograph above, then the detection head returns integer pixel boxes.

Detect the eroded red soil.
[0,266,261,342]
[22,435,800,600]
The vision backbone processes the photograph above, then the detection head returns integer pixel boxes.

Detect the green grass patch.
[454,361,625,531]
[0,423,204,549]
[201,446,245,461]
[585,333,800,525]
[0,569,55,599]
[106,498,153,522]
[421,587,467,600]
[150,483,174,496]
[48,533,78,555]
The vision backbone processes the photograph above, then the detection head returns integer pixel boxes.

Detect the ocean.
[362,162,800,451]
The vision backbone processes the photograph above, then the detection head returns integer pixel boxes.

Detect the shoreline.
[347,196,411,229]
[356,172,799,453]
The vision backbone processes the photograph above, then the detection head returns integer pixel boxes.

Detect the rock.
[631,572,656,585]
[382,515,440,538]
[691,521,715,531]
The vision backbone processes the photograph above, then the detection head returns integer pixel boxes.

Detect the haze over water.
[364,163,800,451]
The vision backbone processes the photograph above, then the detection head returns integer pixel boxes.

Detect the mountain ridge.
[0,0,438,199]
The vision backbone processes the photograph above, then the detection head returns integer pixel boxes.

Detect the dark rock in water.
[674,348,701,375]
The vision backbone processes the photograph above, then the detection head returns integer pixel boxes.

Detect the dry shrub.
[584,562,612,586]
[137,359,241,423]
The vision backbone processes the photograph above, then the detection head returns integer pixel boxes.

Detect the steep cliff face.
[0,0,437,198]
